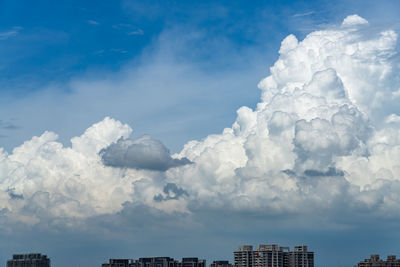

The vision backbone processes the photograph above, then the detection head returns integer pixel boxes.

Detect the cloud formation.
[0,15,400,230]
[174,14,400,217]
[100,135,192,171]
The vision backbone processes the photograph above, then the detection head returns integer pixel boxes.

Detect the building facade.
[7,253,51,267]
[234,244,313,267]
[358,254,400,267]
[234,245,254,267]
[254,244,290,267]
[287,246,313,267]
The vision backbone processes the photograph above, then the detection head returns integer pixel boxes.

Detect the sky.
[1,1,400,267]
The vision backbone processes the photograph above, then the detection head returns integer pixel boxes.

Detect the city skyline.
[6,248,400,267]
[1,1,400,267]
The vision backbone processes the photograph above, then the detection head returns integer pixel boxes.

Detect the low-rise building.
[7,253,51,267]
[102,259,133,267]
[358,254,400,267]
[209,260,233,267]
[179,258,206,267]
[102,257,205,267]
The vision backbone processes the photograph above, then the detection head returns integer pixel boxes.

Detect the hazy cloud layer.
[0,26,22,40]
[0,15,400,231]
[100,135,192,171]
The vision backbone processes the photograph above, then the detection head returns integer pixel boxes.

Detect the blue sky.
[1,1,400,267]
[3,0,399,152]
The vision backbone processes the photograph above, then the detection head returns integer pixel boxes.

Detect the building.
[287,246,313,267]
[179,258,206,267]
[234,245,254,267]
[234,244,314,267]
[254,244,290,267]
[358,254,400,267]
[102,259,134,267]
[209,261,233,267]
[7,253,51,267]
[134,257,179,267]
[102,257,205,267]
[387,255,400,267]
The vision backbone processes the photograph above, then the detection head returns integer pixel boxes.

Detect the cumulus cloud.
[341,14,369,27]
[100,135,192,171]
[1,15,400,230]
[0,117,135,223]
[174,14,400,217]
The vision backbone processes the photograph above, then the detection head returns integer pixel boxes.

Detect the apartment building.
[7,253,51,267]
[234,244,313,267]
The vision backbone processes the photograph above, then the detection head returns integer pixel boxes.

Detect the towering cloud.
[173,14,400,216]
[0,15,399,229]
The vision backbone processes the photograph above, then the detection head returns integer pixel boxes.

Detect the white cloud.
[384,113,400,123]
[0,26,22,40]
[0,118,136,223]
[174,14,400,216]
[87,20,99,25]
[1,15,400,229]
[128,29,144,35]
[341,14,369,27]
[292,11,315,18]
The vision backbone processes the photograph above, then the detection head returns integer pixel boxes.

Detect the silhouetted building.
[102,257,206,267]
[102,259,133,267]
[7,253,50,267]
[234,244,313,267]
[209,261,233,267]
[134,257,179,267]
[179,258,206,267]
[358,254,400,267]
[386,256,400,267]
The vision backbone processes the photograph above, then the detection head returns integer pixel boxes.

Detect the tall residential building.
[358,254,400,267]
[234,245,254,267]
[209,261,233,267]
[254,244,290,267]
[7,253,51,267]
[234,244,314,267]
[287,246,313,267]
